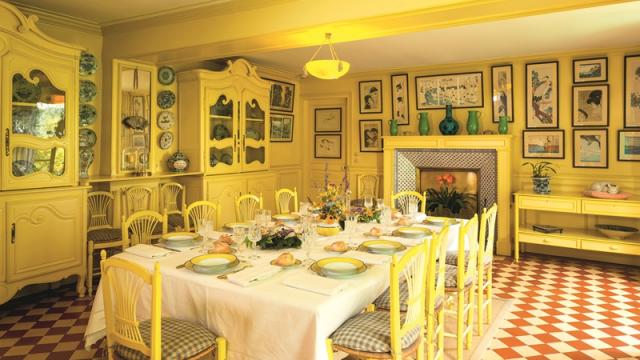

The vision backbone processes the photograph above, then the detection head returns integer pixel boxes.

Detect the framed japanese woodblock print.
[415,72,483,109]
[359,119,383,152]
[314,108,341,132]
[270,113,294,142]
[573,128,608,168]
[526,61,559,128]
[491,65,513,123]
[522,130,565,159]
[391,74,409,125]
[572,84,608,127]
[618,130,640,161]
[314,134,341,159]
[624,55,640,128]
[359,80,383,114]
[267,79,295,112]
[573,57,608,83]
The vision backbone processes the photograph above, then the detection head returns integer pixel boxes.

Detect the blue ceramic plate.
[79,80,97,102]
[157,90,176,109]
[79,104,97,126]
[79,51,97,76]
[157,66,176,85]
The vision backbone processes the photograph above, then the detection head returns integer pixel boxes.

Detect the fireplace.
[418,168,479,219]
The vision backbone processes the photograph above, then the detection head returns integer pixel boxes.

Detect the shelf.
[246,118,264,122]
[210,115,232,119]
[84,171,204,184]
[519,227,640,245]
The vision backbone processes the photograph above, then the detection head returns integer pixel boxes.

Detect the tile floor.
[0,254,638,360]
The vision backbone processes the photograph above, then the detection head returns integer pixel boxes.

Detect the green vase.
[418,112,429,135]
[498,115,509,134]
[389,119,398,136]
[466,110,480,135]
[439,104,459,135]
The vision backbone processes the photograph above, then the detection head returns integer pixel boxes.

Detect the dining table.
[84,217,465,360]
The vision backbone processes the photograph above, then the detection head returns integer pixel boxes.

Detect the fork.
[217,264,253,279]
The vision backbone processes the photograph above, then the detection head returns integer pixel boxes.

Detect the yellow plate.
[270,259,303,268]
[273,214,300,221]
[224,222,250,229]
[393,227,433,239]
[311,257,367,278]
[317,227,341,237]
[187,253,239,274]
[358,240,406,255]
[161,232,201,246]
[423,217,460,226]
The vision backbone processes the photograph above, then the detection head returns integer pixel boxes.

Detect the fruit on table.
[275,252,296,266]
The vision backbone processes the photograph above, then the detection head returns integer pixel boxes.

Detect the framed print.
[573,57,607,83]
[618,130,640,161]
[522,130,565,159]
[314,134,341,159]
[270,113,293,142]
[359,80,383,114]
[624,55,640,128]
[359,119,383,152]
[391,74,409,125]
[572,84,609,127]
[573,128,608,168]
[526,61,559,128]
[267,79,295,112]
[132,134,146,148]
[415,72,483,109]
[314,108,341,132]
[491,65,514,123]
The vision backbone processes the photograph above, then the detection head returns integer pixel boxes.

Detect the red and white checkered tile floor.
[0,254,638,359]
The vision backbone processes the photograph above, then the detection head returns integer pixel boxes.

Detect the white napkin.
[379,235,427,247]
[227,264,281,287]
[340,250,391,265]
[413,213,427,222]
[283,273,348,296]
[124,244,172,259]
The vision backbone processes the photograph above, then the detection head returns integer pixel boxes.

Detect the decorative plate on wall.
[79,80,97,102]
[79,51,97,76]
[157,90,176,109]
[159,131,173,149]
[79,104,97,126]
[13,76,40,103]
[79,128,97,148]
[157,66,176,85]
[157,111,176,130]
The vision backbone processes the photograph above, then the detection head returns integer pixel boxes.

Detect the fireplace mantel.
[383,135,513,256]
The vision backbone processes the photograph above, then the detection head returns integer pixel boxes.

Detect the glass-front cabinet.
[241,89,268,172]
[206,89,240,174]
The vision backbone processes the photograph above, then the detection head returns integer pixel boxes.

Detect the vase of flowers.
[426,173,476,216]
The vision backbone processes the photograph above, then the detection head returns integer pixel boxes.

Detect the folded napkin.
[283,273,348,296]
[124,244,172,259]
[227,264,281,287]
[379,235,426,247]
[340,250,391,265]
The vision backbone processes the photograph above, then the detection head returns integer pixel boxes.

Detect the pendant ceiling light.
[304,33,350,80]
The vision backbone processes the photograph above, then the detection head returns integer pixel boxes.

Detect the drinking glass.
[197,220,212,253]
[345,215,359,249]
[233,226,247,254]
[381,206,392,234]
[364,196,373,209]
[407,198,418,218]
[301,222,316,262]
[248,222,261,260]
[376,198,385,210]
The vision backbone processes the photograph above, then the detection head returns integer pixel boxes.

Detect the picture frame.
[359,119,383,152]
[359,80,383,114]
[624,55,640,128]
[314,134,341,159]
[573,57,608,83]
[415,72,483,109]
[132,96,146,117]
[491,65,514,123]
[522,130,565,159]
[618,130,640,161]
[572,84,609,127]
[270,113,294,142]
[314,108,342,132]
[573,128,608,168]
[391,74,409,125]
[267,79,295,112]
[525,61,559,129]
[132,134,146,148]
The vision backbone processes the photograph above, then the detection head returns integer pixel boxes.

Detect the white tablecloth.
[84,219,463,360]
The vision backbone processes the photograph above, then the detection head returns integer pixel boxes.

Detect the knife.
[153,244,180,252]
[217,264,253,279]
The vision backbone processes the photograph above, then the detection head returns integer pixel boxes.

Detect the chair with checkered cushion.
[392,191,426,215]
[160,182,186,231]
[235,193,263,223]
[444,214,478,360]
[122,210,168,248]
[87,191,123,297]
[326,240,429,359]
[100,251,227,360]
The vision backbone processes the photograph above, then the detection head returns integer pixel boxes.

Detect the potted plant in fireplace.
[522,161,557,194]
[426,173,476,217]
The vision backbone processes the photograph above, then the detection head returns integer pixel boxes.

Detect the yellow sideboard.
[514,191,640,262]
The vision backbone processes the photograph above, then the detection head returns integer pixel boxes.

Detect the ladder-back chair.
[235,193,263,223]
[87,191,122,296]
[160,182,186,231]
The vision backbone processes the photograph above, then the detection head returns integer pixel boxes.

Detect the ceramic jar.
[466,110,480,135]
[439,104,459,135]
[389,119,399,136]
[418,112,429,135]
[167,151,189,172]
[498,115,509,134]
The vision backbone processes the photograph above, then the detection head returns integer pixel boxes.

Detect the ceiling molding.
[10,1,101,35]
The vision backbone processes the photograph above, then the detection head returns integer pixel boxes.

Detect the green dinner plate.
[161,232,201,247]
[311,257,367,278]
[358,240,406,255]
[393,227,433,239]
[423,217,460,226]
[185,253,239,274]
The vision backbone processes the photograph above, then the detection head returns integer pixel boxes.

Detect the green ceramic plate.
[423,217,460,226]
[393,227,433,239]
[358,240,406,255]
[311,257,367,278]
[185,253,239,274]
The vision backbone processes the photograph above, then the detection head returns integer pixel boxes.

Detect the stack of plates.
[311,257,366,279]
[392,227,432,239]
[358,240,406,255]
[224,222,250,230]
[272,214,300,224]
[184,254,239,274]
[161,232,201,248]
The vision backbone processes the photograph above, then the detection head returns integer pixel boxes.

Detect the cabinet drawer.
[581,200,640,218]
[518,196,579,213]
[519,232,578,249]
[581,239,640,255]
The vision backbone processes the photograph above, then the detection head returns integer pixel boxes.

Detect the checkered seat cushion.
[167,214,184,229]
[113,318,216,360]
[374,279,444,312]
[87,228,122,243]
[330,311,420,353]
[443,264,474,289]
[444,251,492,268]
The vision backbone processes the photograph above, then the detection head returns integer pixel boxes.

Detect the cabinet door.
[206,87,241,175]
[240,88,269,172]
[2,53,77,190]
[247,173,277,213]
[6,193,83,282]
[206,176,245,227]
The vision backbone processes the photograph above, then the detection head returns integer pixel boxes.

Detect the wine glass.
[364,196,373,209]
[233,226,247,255]
[345,214,359,249]
[197,221,210,253]
[301,222,315,262]
[248,222,261,260]
[376,198,385,210]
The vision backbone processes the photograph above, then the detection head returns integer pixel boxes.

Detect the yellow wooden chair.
[184,200,221,232]
[99,251,227,360]
[358,174,379,199]
[275,187,298,214]
[87,191,122,296]
[326,241,429,360]
[123,186,153,218]
[122,210,167,248]
[477,203,498,336]
[426,225,450,360]
[160,182,186,231]
[443,214,478,360]
[392,190,427,214]
[235,193,263,222]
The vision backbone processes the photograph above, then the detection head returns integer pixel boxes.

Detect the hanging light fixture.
[304,33,350,80]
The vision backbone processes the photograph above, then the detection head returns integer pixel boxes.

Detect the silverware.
[217,264,253,279]
[153,244,179,252]
[176,263,186,269]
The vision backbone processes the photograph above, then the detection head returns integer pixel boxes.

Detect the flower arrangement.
[426,173,476,216]
[353,206,381,223]
[316,182,346,220]
[256,225,301,249]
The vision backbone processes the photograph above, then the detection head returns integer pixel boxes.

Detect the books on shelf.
[532,224,563,234]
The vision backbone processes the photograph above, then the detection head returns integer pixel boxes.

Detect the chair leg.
[477,277,484,336]
[456,291,464,360]
[437,308,444,360]
[466,286,475,350]
[426,310,435,360]
[325,339,334,360]
[215,337,227,360]
[487,269,493,324]
[416,335,425,360]
[87,241,94,297]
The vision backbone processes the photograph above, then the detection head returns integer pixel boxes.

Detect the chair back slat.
[235,193,263,222]
[458,214,479,291]
[275,187,298,214]
[480,203,498,266]
[124,186,153,217]
[392,190,426,214]
[184,201,220,231]
[160,182,184,215]
[358,175,379,199]
[122,211,165,247]
[88,191,114,231]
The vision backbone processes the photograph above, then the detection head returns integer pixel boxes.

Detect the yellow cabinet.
[206,176,246,226]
